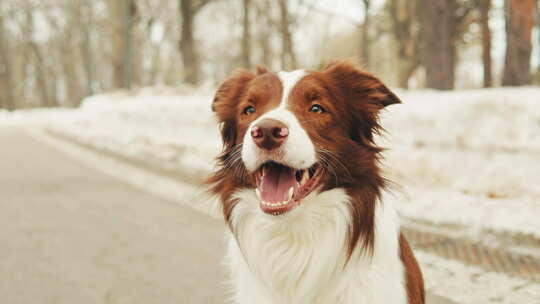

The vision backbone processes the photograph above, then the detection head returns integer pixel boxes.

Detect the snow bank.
[379,88,540,236]
[4,86,539,237]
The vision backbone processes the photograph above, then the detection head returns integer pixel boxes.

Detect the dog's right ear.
[212,70,255,150]
[212,70,255,121]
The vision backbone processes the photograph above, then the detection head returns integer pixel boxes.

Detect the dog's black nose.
[251,119,288,150]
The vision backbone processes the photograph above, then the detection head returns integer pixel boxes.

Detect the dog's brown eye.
[243,106,256,115]
[309,104,325,114]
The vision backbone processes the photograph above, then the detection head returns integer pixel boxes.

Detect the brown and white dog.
[208,60,424,304]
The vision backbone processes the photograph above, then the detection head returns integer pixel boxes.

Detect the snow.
[379,88,540,237]
[417,250,540,303]
[2,86,539,239]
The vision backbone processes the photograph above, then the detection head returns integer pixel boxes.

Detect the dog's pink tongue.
[259,165,296,203]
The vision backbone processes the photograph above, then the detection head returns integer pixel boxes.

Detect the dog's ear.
[324,59,401,108]
[256,65,269,75]
[212,70,255,119]
[323,60,401,148]
[212,70,255,149]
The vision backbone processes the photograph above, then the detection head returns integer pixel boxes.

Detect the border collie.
[208,60,424,304]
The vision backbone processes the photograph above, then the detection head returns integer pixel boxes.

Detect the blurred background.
[1,1,540,304]
[0,0,539,109]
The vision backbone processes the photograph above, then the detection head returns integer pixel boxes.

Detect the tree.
[476,0,492,87]
[361,0,371,67]
[123,0,135,89]
[389,0,420,89]
[24,5,55,107]
[502,0,534,86]
[536,0,540,82]
[178,0,212,85]
[241,0,252,68]
[254,0,274,68]
[83,0,95,96]
[277,0,297,70]
[0,12,15,110]
[419,0,473,90]
[419,0,456,90]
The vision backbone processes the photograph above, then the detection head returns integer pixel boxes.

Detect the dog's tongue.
[259,164,296,203]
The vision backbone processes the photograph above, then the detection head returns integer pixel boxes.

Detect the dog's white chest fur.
[226,189,407,304]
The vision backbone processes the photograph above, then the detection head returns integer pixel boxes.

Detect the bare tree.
[46,1,85,106]
[502,0,534,86]
[254,0,275,68]
[278,0,297,70]
[108,0,127,89]
[361,0,371,67]
[536,0,540,83]
[23,5,55,106]
[82,0,95,96]
[242,0,252,68]
[0,12,15,110]
[389,0,419,89]
[419,0,473,90]
[476,0,492,87]
[178,0,212,85]
[419,0,455,90]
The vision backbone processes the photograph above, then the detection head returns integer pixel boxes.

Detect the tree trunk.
[179,0,199,85]
[278,0,297,70]
[389,0,419,89]
[123,0,135,89]
[502,0,534,86]
[109,1,125,89]
[0,14,15,110]
[536,0,540,83]
[478,0,493,88]
[256,0,273,68]
[83,0,94,96]
[241,0,251,68]
[361,0,371,67]
[24,9,54,107]
[419,0,456,90]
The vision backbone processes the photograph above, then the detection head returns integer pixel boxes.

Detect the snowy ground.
[2,86,540,239]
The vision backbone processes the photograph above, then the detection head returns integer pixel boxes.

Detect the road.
[0,127,228,304]
[0,127,453,304]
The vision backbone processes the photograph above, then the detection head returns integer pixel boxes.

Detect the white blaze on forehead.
[276,70,307,108]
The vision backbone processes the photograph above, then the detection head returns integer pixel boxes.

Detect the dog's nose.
[250,119,288,150]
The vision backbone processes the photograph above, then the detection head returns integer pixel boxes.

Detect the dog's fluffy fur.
[208,60,424,304]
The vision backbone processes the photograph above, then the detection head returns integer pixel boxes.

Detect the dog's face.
[210,61,400,221]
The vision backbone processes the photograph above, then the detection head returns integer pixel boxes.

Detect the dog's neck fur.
[226,188,407,304]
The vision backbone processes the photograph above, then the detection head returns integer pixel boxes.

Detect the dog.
[208,60,424,304]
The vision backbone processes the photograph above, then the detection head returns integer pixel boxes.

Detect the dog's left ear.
[324,60,401,147]
[323,60,401,109]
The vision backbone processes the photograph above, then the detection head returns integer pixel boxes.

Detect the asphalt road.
[0,127,454,304]
[0,127,228,304]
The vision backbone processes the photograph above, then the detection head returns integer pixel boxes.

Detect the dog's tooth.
[255,189,262,200]
[288,187,294,200]
[301,170,309,185]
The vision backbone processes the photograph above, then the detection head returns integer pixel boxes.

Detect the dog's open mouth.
[253,161,323,216]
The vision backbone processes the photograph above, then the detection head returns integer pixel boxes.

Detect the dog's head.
[209,60,400,250]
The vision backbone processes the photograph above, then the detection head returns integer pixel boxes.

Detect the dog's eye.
[243,106,256,115]
[309,104,325,114]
